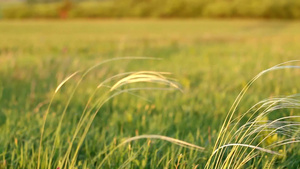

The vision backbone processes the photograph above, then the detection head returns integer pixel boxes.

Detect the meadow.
[0,19,299,168]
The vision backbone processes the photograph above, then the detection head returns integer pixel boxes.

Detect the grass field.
[0,20,299,168]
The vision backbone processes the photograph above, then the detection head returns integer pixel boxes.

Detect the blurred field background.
[0,0,300,168]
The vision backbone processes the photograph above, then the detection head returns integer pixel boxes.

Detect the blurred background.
[0,0,300,168]
[1,0,300,19]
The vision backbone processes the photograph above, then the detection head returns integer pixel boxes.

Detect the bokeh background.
[1,0,300,19]
[0,0,300,168]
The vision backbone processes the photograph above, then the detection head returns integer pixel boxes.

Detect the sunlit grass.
[36,59,299,168]
[0,20,300,168]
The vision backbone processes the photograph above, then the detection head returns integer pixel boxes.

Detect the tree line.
[2,0,300,19]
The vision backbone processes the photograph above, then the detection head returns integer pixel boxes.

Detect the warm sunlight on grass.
[0,20,299,168]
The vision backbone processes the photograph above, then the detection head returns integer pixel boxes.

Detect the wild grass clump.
[205,61,300,168]
[34,58,300,168]
[37,57,191,168]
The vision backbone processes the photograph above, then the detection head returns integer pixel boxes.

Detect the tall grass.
[206,61,300,168]
[37,58,299,168]
[38,57,188,168]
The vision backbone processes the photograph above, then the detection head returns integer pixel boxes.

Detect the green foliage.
[0,112,6,127]
[2,3,60,18]
[2,4,33,19]
[2,0,300,19]
[70,1,116,18]
[0,20,299,168]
